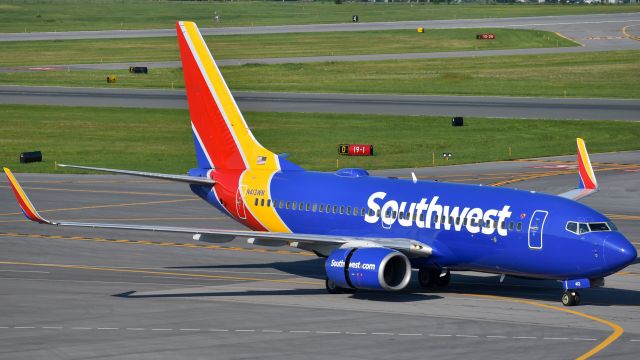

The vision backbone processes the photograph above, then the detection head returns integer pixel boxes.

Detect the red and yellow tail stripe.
[576,138,597,190]
[3,168,50,224]
[176,21,290,232]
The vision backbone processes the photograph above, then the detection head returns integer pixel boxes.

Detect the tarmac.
[2,85,639,121]
[1,152,639,359]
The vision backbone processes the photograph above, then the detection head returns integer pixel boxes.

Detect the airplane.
[4,21,636,307]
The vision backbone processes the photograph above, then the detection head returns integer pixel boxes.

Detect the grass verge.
[0,28,576,67]
[2,50,638,99]
[1,1,638,32]
[1,105,639,174]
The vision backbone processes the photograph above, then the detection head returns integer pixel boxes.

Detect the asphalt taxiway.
[1,152,638,359]
[2,13,639,73]
[2,85,639,121]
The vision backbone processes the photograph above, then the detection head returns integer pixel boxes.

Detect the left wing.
[558,138,599,201]
[3,167,431,257]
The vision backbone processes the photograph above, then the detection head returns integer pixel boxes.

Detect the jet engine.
[325,247,411,291]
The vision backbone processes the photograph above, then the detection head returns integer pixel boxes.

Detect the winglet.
[3,168,51,224]
[576,138,598,190]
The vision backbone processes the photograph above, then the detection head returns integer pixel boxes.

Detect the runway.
[1,153,639,359]
[2,13,639,73]
[2,13,638,44]
[2,85,638,121]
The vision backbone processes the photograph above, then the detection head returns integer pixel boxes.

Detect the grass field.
[2,105,639,174]
[3,50,638,99]
[1,1,638,33]
[0,28,576,67]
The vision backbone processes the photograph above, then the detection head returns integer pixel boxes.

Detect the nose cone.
[604,233,637,272]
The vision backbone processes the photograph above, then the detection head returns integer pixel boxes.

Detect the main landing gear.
[325,278,356,294]
[418,268,451,288]
[561,290,581,306]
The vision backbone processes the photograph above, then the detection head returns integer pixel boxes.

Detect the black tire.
[574,292,581,306]
[325,277,343,294]
[418,268,436,288]
[435,270,451,287]
[561,291,577,306]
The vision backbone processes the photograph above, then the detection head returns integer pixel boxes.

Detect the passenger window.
[516,222,522,231]
[306,203,311,211]
[399,211,404,220]
[420,213,426,222]
[254,198,259,206]
[292,202,297,210]
[279,200,284,209]
[340,206,344,214]
[463,218,468,226]
[434,215,439,224]
[260,199,265,207]
[471,219,477,226]
[376,209,381,217]
[509,222,514,230]
[266,199,271,207]
[392,211,397,219]
[347,206,352,215]
[566,221,578,234]
[500,221,506,230]
[368,208,374,216]
[286,201,290,210]
[361,208,366,216]
[319,204,324,212]
[333,205,338,214]
[312,203,318,212]
[578,223,590,234]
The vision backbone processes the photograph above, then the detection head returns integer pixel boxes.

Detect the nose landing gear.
[561,290,581,306]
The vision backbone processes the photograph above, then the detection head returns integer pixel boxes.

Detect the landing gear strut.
[325,278,355,294]
[325,277,343,294]
[418,268,451,288]
[561,290,581,306]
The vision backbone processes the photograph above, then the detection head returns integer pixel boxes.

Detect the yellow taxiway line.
[0,198,198,217]
[0,259,625,360]
[463,294,623,360]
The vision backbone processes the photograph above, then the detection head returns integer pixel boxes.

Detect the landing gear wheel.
[325,278,343,294]
[418,268,436,288]
[561,291,581,306]
[435,270,451,287]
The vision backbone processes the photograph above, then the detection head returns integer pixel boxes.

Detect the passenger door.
[528,210,548,250]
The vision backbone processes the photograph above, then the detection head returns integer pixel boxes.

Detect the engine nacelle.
[325,247,411,291]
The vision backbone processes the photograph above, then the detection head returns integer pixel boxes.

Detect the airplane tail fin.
[176,21,281,171]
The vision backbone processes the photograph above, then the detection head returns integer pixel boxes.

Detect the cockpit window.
[567,221,616,235]
[588,222,610,232]
[566,222,578,234]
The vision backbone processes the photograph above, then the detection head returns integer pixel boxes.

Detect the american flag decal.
[257,156,267,165]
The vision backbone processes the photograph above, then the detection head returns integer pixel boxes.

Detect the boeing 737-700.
[4,21,636,306]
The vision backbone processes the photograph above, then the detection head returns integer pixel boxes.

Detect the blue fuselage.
[192,169,636,282]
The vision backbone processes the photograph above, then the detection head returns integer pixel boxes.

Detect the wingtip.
[576,137,598,190]
[3,168,50,224]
